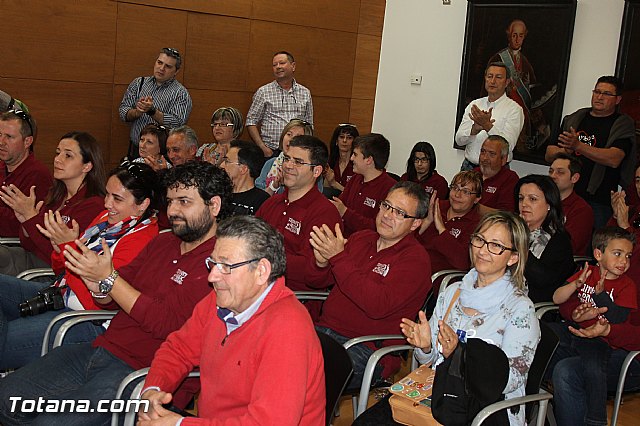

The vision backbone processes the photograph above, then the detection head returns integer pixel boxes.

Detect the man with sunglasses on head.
[246,51,313,158]
[309,181,432,388]
[0,162,232,425]
[256,135,341,298]
[545,76,636,229]
[0,110,52,237]
[119,47,193,160]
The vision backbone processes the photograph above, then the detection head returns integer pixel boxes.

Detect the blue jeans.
[460,158,478,171]
[0,344,138,425]
[588,201,613,231]
[548,322,611,426]
[0,273,105,369]
[315,326,383,389]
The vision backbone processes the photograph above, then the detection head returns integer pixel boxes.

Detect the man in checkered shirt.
[246,51,313,158]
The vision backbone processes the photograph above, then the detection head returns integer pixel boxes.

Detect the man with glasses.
[310,181,431,388]
[545,76,636,229]
[220,140,269,216]
[475,135,519,213]
[138,215,325,425]
[119,47,193,159]
[246,51,313,158]
[256,135,341,295]
[0,110,52,237]
[0,162,232,425]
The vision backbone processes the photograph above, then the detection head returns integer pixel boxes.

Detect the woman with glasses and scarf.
[515,174,575,303]
[401,142,449,198]
[197,107,244,167]
[0,131,106,276]
[0,162,159,370]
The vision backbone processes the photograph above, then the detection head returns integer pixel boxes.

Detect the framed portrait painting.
[453,0,577,165]
[616,0,640,146]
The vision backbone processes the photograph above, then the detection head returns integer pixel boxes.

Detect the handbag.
[388,290,460,425]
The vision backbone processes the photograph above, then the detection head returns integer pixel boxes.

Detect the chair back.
[317,331,353,426]
[524,321,559,420]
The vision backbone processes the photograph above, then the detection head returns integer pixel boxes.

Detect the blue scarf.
[458,268,514,315]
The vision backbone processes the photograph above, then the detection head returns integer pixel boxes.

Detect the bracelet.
[90,290,108,299]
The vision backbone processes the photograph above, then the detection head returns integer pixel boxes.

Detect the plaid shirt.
[119,76,193,145]
[246,80,313,150]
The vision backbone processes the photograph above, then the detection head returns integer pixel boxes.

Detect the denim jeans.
[0,344,138,426]
[460,158,478,172]
[548,322,611,426]
[0,273,105,369]
[315,326,383,389]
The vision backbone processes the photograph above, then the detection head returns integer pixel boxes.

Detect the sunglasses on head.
[7,109,34,137]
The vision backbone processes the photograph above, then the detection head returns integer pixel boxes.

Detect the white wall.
[373,0,625,182]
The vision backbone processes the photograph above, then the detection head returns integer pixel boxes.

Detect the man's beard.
[170,206,215,242]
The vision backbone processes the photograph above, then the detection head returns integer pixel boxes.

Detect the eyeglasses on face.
[205,257,260,274]
[413,157,430,164]
[7,109,34,137]
[282,155,317,168]
[469,234,515,255]
[449,184,478,197]
[221,157,243,166]
[592,89,618,97]
[211,122,234,128]
[163,47,181,58]
[379,200,418,219]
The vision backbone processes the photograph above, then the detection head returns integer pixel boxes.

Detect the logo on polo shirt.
[425,186,434,194]
[372,263,390,277]
[486,186,497,194]
[61,215,71,224]
[450,228,461,238]
[285,217,301,235]
[171,269,188,285]
[364,197,377,208]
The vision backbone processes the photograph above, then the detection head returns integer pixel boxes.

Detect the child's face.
[595,238,634,279]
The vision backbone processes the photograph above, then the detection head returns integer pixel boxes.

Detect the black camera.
[19,286,65,317]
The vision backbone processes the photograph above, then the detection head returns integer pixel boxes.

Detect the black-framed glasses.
[413,157,430,164]
[205,257,260,274]
[379,200,418,219]
[210,122,234,129]
[449,184,479,197]
[282,155,318,168]
[221,157,243,167]
[7,109,34,137]
[592,89,618,97]
[163,47,181,58]
[469,234,515,255]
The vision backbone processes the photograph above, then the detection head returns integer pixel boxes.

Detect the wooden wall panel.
[352,34,382,100]
[358,0,386,37]
[349,99,375,135]
[1,0,117,83]
[183,14,251,91]
[311,97,352,145]
[110,85,132,166]
[188,89,254,145]
[248,21,357,98]
[114,3,188,84]
[117,0,251,18]
[251,0,360,33]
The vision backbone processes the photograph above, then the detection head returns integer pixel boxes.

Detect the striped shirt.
[246,79,313,150]
[119,76,193,145]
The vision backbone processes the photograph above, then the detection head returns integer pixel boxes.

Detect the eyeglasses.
[449,184,479,197]
[633,217,640,229]
[379,200,418,219]
[163,47,181,58]
[205,257,260,274]
[413,157,430,164]
[592,89,618,97]
[282,155,318,168]
[338,123,357,128]
[469,234,515,255]
[288,118,312,127]
[211,122,234,128]
[119,160,145,180]
[221,157,243,166]
[7,109,34,137]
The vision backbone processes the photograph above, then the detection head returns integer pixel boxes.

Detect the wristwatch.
[146,106,156,116]
[98,270,119,294]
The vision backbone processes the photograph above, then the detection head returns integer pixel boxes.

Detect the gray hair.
[169,125,199,149]
[485,134,509,158]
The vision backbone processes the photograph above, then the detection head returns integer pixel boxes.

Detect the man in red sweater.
[0,162,232,426]
[311,181,432,387]
[139,215,325,425]
[331,133,397,236]
[475,135,519,214]
[548,153,594,256]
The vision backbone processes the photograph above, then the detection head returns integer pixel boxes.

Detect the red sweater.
[475,166,519,211]
[400,171,449,198]
[562,191,594,256]
[50,211,159,310]
[93,232,215,370]
[144,277,326,426]
[416,200,480,273]
[256,187,342,291]
[339,171,396,236]
[315,230,432,375]
[0,153,53,237]
[20,186,104,265]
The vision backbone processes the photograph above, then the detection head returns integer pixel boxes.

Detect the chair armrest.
[344,334,405,350]
[471,390,553,426]
[536,305,559,320]
[16,268,55,281]
[0,237,21,246]
[612,350,640,426]
[42,310,117,356]
[431,269,465,282]
[294,291,329,302]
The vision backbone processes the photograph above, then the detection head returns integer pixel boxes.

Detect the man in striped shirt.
[119,47,193,159]
[246,51,313,158]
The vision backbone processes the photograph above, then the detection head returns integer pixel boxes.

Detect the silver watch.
[98,270,119,294]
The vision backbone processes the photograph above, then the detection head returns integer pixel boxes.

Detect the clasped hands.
[309,223,346,268]
[469,104,495,133]
[400,311,459,358]
[136,96,154,114]
[63,238,114,294]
